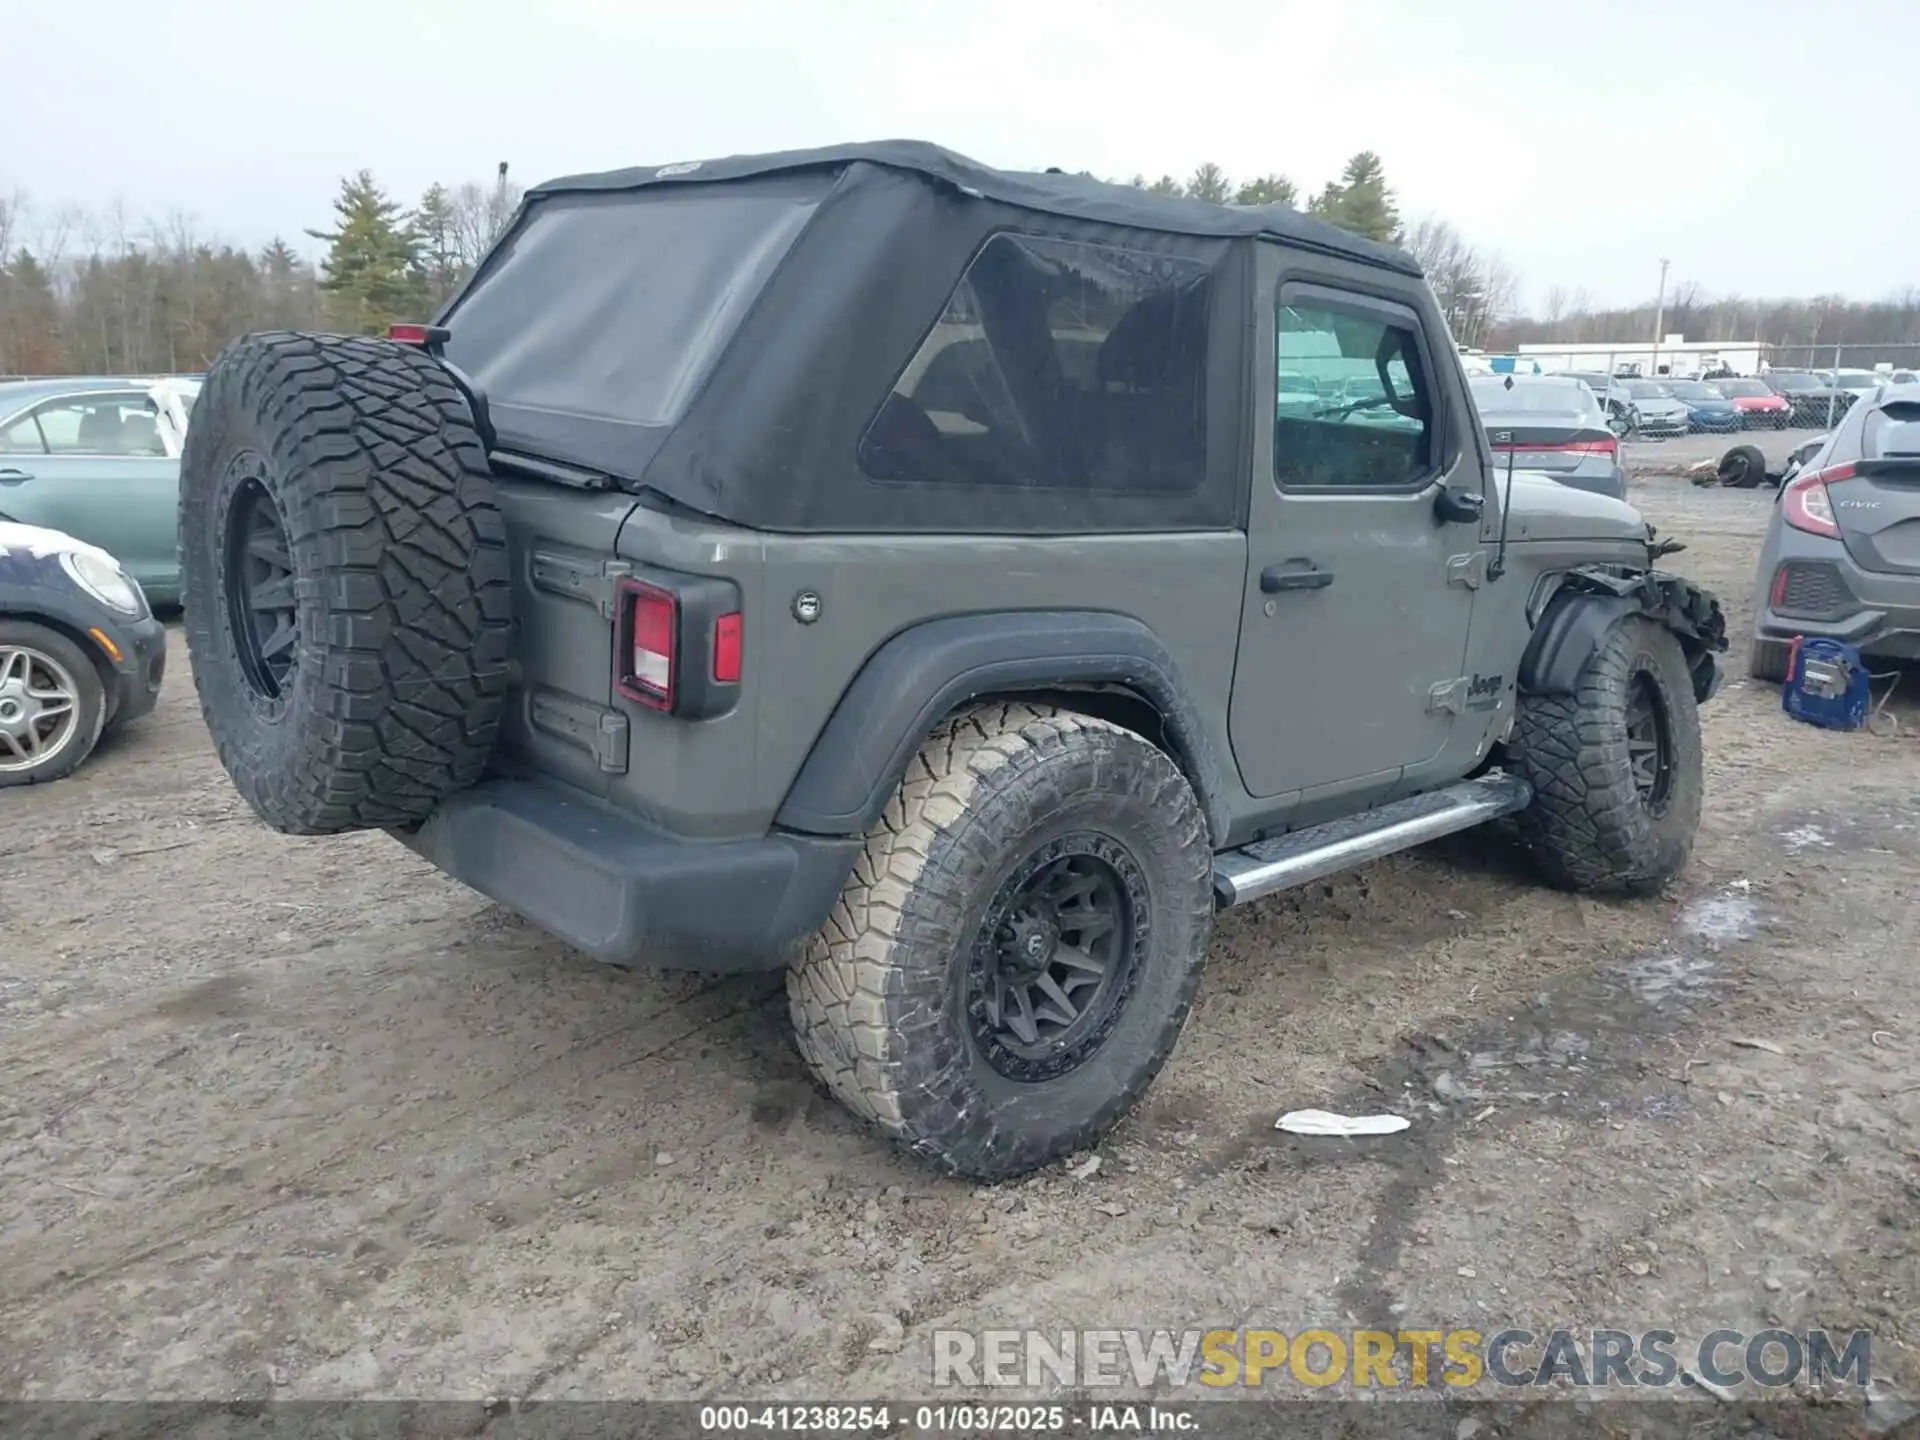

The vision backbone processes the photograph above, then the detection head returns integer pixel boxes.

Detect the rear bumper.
[391,777,861,971]
[1756,557,1920,661]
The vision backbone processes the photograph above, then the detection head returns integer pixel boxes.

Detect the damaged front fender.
[1519,565,1729,704]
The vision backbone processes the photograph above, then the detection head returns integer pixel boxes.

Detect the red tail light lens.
[1490,439,1617,457]
[620,582,678,710]
[388,323,432,345]
[1781,464,1851,538]
[711,612,743,684]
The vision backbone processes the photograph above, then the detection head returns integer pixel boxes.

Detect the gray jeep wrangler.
[178,142,1726,1180]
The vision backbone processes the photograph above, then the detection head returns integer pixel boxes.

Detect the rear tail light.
[612,575,744,717]
[1781,463,1851,538]
[1490,439,1618,457]
[620,581,678,710]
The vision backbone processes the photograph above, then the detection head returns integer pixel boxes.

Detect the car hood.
[1498,468,1645,542]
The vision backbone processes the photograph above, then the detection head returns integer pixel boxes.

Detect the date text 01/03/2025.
[697,1403,1198,1433]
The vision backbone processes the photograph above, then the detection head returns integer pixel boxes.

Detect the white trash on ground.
[1276,1109,1411,1137]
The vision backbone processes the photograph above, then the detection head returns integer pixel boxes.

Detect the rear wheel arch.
[774,611,1228,846]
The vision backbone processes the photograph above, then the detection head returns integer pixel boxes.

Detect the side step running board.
[1212,772,1532,909]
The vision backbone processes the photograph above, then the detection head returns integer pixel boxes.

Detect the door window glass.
[1273,302,1432,488]
[32,394,167,456]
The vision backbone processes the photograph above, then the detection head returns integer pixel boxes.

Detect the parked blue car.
[1666,379,1742,434]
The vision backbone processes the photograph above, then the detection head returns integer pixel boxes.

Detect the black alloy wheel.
[223,458,299,705]
[967,834,1144,1083]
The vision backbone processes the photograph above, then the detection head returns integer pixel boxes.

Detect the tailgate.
[491,478,638,796]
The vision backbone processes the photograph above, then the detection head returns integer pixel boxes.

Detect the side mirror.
[1433,486,1486,525]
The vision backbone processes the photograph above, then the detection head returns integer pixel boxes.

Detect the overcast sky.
[7,0,1914,314]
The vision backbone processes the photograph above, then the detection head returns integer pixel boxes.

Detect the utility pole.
[1651,257,1670,377]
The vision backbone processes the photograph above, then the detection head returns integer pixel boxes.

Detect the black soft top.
[530,139,1422,276]
[443,140,1435,534]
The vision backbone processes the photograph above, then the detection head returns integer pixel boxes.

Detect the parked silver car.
[1748,383,1920,680]
[1468,374,1627,500]
[1621,379,1692,438]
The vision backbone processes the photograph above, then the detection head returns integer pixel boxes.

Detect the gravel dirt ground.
[2,457,1916,1415]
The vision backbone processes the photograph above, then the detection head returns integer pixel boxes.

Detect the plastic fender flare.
[775,610,1228,844]
[1519,567,1729,700]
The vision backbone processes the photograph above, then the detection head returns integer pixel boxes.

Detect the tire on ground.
[787,703,1216,1181]
[1748,636,1792,684]
[0,620,106,788]
[179,331,513,835]
[1717,443,1767,489]
[1506,616,1703,895]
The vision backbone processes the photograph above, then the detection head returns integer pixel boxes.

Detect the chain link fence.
[1469,343,1920,439]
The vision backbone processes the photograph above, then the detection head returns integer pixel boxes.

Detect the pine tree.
[415,183,463,307]
[1145,175,1184,197]
[1184,162,1231,205]
[1233,174,1298,208]
[306,171,428,334]
[0,249,65,372]
[1315,152,1399,243]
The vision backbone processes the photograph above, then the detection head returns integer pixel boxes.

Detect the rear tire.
[1507,617,1703,896]
[1748,636,1793,684]
[787,703,1215,1181]
[179,332,513,835]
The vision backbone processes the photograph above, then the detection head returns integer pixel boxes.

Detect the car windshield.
[1276,372,1317,394]
[1768,373,1818,391]
[1626,381,1673,399]
[1666,382,1722,401]
[1836,372,1880,388]
[1720,379,1770,397]
[1470,377,1598,415]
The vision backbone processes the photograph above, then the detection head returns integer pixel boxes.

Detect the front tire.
[787,704,1215,1181]
[1507,618,1703,895]
[0,622,106,787]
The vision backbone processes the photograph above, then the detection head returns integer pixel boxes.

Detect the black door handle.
[1261,561,1334,593]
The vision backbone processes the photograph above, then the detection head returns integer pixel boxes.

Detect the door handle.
[0,468,33,483]
[1261,561,1335,593]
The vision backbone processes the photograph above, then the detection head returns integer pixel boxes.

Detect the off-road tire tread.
[1507,617,1703,896]
[179,331,512,835]
[786,702,1213,1178]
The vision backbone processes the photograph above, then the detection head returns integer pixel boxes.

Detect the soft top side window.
[859,233,1215,495]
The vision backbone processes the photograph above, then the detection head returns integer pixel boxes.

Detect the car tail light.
[620,581,678,710]
[1781,463,1851,538]
[1491,439,1618,457]
[712,612,743,684]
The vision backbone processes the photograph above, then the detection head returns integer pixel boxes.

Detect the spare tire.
[1716,443,1767,489]
[179,331,513,835]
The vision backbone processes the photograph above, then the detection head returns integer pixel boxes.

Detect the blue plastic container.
[1781,637,1871,731]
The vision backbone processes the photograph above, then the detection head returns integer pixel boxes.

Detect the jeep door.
[1227,260,1479,807]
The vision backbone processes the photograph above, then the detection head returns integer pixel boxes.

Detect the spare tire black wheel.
[1717,443,1767,489]
[179,332,513,835]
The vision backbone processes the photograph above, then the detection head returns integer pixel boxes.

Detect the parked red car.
[1716,378,1793,428]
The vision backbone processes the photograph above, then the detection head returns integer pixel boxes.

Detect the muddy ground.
[3,447,1917,1415]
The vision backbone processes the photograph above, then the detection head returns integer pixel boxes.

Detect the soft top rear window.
[444,179,825,432]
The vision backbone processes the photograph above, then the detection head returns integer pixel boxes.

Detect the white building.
[1514,335,1770,379]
